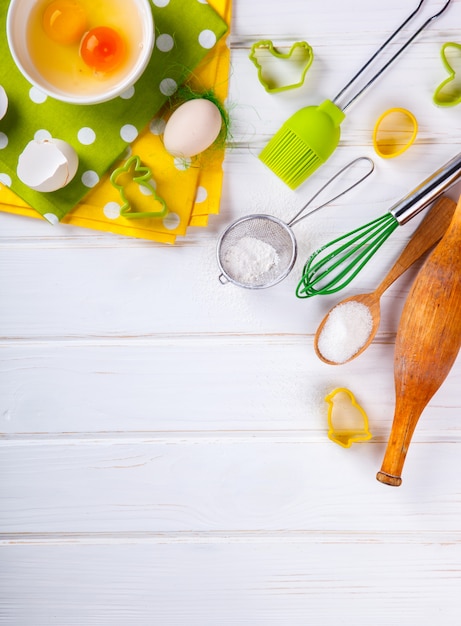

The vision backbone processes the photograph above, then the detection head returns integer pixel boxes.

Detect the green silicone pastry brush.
[259,0,451,189]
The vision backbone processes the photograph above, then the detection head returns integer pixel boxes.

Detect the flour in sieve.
[222,236,279,283]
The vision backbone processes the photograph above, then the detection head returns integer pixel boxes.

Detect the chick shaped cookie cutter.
[325,387,372,448]
[249,40,314,93]
[110,155,168,220]
[433,42,461,107]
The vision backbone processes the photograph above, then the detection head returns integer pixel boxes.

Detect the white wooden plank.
[1,221,459,339]
[0,340,459,434]
[1,440,461,533]
[0,541,461,626]
[1,541,461,626]
[0,239,334,336]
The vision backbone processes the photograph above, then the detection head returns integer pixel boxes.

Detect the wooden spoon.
[314,196,457,365]
[377,193,461,487]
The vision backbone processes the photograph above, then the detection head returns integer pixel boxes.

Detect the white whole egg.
[163,98,223,158]
[0,85,8,121]
[17,138,79,192]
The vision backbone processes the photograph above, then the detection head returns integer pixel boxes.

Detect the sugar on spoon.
[313,196,457,365]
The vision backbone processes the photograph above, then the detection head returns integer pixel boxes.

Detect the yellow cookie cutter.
[433,42,461,107]
[110,155,168,220]
[325,388,372,448]
[249,39,314,93]
[372,107,418,159]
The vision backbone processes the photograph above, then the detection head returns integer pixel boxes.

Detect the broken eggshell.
[17,138,79,192]
[0,85,8,120]
[163,98,223,158]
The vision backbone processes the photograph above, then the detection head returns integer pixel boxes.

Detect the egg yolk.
[42,0,88,45]
[80,26,126,73]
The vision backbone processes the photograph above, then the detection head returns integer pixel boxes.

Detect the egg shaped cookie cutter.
[372,107,418,159]
[325,387,372,448]
[249,40,314,93]
[433,42,461,107]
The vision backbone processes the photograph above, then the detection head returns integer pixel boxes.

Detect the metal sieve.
[217,156,374,289]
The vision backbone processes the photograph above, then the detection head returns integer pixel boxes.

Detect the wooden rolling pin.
[377,194,461,487]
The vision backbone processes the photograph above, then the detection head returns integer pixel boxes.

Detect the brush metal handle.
[389,152,461,225]
[334,0,452,111]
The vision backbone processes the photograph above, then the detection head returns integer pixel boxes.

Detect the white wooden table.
[1,1,461,623]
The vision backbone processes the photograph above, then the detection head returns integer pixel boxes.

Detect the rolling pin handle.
[376,471,402,487]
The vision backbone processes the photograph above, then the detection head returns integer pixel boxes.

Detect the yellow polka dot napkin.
[0,0,231,243]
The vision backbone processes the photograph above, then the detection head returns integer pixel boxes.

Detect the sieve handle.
[288,156,375,228]
[389,151,461,225]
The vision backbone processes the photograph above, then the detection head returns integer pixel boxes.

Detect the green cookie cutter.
[433,42,461,107]
[110,155,168,220]
[249,39,314,93]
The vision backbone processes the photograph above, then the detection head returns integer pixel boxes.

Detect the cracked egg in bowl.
[6,0,154,104]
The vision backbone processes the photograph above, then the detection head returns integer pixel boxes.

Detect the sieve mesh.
[217,214,297,288]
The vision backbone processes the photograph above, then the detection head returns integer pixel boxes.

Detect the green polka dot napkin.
[0,0,228,222]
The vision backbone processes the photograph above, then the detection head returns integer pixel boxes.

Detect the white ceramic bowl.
[6,0,154,105]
